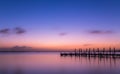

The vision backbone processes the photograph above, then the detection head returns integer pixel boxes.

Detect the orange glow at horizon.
[0,33,120,50]
[0,41,120,50]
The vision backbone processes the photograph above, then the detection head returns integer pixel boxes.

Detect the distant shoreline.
[0,51,61,52]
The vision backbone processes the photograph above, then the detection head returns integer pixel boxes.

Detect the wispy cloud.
[59,32,67,36]
[0,28,10,34]
[52,26,61,31]
[0,27,26,35]
[14,27,26,34]
[88,30,114,34]
[12,46,32,49]
[83,44,92,46]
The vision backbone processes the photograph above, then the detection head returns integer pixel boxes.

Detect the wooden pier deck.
[60,48,120,57]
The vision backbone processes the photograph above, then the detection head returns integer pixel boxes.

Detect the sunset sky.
[0,0,120,50]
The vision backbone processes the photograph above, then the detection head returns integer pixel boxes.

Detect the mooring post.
[113,47,116,55]
[109,47,111,55]
[88,48,91,55]
[97,48,99,55]
[103,48,105,55]
[81,49,83,55]
[75,49,77,55]
[86,48,88,55]
[78,49,80,55]
[93,48,95,55]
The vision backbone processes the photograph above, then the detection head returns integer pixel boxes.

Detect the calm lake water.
[0,52,120,74]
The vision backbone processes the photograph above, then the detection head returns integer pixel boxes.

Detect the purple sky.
[0,0,120,50]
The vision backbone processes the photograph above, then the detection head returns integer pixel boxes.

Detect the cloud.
[0,28,10,34]
[88,30,114,34]
[59,32,67,36]
[14,27,26,34]
[12,46,32,49]
[10,46,32,51]
[0,27,26,35]
[83,44,92,46]
[52,27,61,31]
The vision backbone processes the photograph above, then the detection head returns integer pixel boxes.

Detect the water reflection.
[0,67,23,74]
[0,52,120,74]
[60,54,120,74]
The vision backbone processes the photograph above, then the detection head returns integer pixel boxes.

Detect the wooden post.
[79,49,80,55]
[75,49,76,55]
[103,48,105,55]
[97,48,99,55]
[86,48,88,55]
[81,49,82,55]
[88,48,91,55]
[113,47,116,55]
[93,48,95,55]
[109,47,111,55]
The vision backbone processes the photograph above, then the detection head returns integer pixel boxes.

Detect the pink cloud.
[14,27,26,34]
[0,27,26,35]
[0,28,10,34]
[83,44,92,46]
[88,30,114,34]
[59,32,67,36]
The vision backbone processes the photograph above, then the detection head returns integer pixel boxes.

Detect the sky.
[0,0,120,50]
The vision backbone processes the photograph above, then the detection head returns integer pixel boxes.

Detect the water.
[0,52,120,74]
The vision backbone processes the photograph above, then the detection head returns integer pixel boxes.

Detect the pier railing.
[60,48,120,57]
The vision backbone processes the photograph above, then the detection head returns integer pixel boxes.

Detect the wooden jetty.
[60,48,120,58]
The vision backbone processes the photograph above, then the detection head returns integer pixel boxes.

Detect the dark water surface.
[0,52,120,74]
